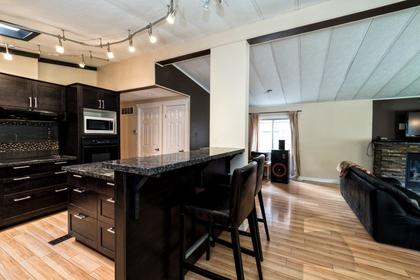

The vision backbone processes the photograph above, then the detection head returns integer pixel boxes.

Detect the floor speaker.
[271,150,289,184]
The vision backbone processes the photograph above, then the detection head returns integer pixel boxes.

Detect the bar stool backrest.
[252,155,265,195]
[229,162,258,227]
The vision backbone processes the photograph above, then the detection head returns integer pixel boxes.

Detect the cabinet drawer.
[68,208,97,249]
[95,180,115,196]
[68,173,87,189]
[98,221,115,259]
[2,171,67,195]
[0,161,70,179]
[69,186,97,218]
[1,186,69,220]
[98,194,115,224]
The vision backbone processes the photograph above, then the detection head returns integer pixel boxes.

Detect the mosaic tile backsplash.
[0,120,59,160]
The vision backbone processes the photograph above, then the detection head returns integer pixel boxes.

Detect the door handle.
[13,176,30,181]
[34,97,38,108]
[13,196,31,202]
[13,165,30,170]
[107,227,115,234]
[155,148,160,151]
[74,213,86,220]
[54,187,68,193]
[73,188,86,193]
[179,150,184,152]
[28,97,32,108]
[106,197,115,204]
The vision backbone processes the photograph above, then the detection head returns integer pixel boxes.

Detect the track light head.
[107,43,114,59]
[79,54,85,68]
[55,37,64,54]
[148,24,157,44]
[3,44,12,61]
[166,1,176,24]
[202,0,210,10]
[128,31,135,53]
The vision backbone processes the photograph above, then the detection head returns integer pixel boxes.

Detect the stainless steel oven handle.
[13,196,31,202]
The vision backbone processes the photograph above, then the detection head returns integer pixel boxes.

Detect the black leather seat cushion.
[183,186,231,225]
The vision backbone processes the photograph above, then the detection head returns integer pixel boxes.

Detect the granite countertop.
[0,155,77,168]
[102,147,244,176]
[63,163,115,181]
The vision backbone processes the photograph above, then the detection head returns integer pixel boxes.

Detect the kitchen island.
[64,147,244,280]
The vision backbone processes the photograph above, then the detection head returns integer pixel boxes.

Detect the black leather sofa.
[340,165,420,250]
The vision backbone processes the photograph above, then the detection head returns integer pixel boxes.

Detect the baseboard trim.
[297,176,339,184]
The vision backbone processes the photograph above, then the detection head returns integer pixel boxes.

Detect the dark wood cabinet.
[0,73,32,110]
[32,81,65,113]
[78,85,119,111]
[67,173,115,259]
[0,73,65,114]
[0,160,74,228]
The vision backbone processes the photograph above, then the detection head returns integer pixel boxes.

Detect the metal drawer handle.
[74,213,86,220]
[13,196,31,202]
[54,187,68,193]
[13,176,30,181]
[106,197,115,204]
[12,165,30,170]
[106,182,115,186]
[54,171,67,175]
[73,188,86,193]
[107,227,115,234]
[72,174,82,178]
[54,161,68,165]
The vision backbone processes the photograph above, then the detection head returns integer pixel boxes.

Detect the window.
[258,115,291,153]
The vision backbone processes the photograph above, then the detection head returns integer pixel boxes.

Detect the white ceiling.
[0,0,327,66]
[174,7,420,106]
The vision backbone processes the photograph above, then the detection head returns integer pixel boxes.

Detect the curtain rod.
[251,110,302,114]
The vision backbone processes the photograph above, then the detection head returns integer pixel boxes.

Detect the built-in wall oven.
[83,108,117,135]
[81,137,119,163]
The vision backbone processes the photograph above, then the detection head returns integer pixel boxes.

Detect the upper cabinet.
[80,85,119,112]
[0,74,32,110]
[0,73,65,114]
[32,81,65,113]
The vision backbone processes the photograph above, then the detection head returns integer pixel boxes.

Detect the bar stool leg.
[206,222,211,261]
[253,206,264,262]
[231,228,245,280]
[249,210,264,280]
[258,191,270,241]
[179,212,185,280]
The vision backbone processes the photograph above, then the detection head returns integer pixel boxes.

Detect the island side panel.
[115,158,231,280]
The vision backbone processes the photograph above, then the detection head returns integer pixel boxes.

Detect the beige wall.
[0,55,97,86]
[251,99,373,182]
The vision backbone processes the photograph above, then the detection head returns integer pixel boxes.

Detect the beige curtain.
[249,113,259,156]
[288,111,300,178]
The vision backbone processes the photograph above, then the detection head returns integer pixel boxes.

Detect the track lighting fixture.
[55,37,64,54]
[128,30,135,53]
[148,24,157,44]
[79,54,85,68]
[3,44,12,61]
[107,43,114,59]
[166,0,176,24]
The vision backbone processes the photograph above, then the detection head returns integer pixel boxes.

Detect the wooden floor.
[1,180,420,280]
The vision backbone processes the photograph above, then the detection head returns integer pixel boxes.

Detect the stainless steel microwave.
[83,109,117,135]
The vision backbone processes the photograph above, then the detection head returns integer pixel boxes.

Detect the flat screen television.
[406,112,420,137]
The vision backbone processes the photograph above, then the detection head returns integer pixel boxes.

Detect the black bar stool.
[179,162,263,280]
[253,155,270,242]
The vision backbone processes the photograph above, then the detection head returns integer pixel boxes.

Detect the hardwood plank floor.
[1,180,420,279]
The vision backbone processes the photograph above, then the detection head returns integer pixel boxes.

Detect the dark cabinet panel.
[81,86,118,111]
[68,207,98,249]
[101,92,119,111]
[82,86,102,110]
[33,81,65,113]
[98,221,115,259]
[0,73,32,109]
[98,194,115,224]
[69,186,98,219]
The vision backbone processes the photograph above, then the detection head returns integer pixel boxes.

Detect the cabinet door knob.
[107,227,115,234]
[74,213,86,220]
[13,196,31,202]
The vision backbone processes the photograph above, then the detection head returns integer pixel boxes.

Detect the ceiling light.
[148,24,157,44]
[79,54,85,68]
[166,0,176,24]
[107,43,114,59]
[0,23,20,32]
[3,44,12,61]
[55,37,64,54]
[128,31,135,53]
